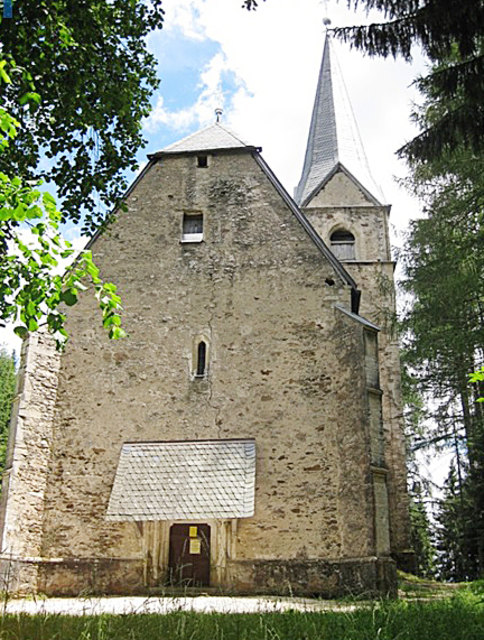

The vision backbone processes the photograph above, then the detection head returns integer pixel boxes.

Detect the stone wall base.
[229,556,397,598]
[0,556,144,597]
[0,557,40,595]
[0,555,397,598]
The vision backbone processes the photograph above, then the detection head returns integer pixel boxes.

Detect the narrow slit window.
[197,155,208,168]
[330,229,355,260]
[182,213,203,243]
[196,341,207,377]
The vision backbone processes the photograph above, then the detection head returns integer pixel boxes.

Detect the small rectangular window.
[182,213,203,243]
[197,155,208,168]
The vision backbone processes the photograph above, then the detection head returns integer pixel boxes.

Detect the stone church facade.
[0,37,412,596]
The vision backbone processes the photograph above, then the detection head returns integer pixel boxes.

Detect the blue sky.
[47,0,428,238]
[136,0,427,223]
[141,26,244,158]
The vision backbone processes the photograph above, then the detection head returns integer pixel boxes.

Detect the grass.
[397,570,465,599]
[0,593,482,640]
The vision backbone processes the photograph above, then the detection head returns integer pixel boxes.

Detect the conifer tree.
[400,80,484,578]
[409,486,436,578]
[335,1,484,162]
[435,464,481,581]
[402,366,437,577]
[244,0,484,163]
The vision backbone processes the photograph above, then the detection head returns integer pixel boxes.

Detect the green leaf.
[13,326,28,339]
[26,301,37,316]
[61,289,78,306]
[103,314,121,328]
[109,326,127,340]
[19,92,41,106]
[0,61,11,84]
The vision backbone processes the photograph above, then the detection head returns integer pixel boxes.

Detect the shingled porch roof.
[106,439,256,522]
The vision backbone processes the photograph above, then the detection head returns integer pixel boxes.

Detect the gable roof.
[150,122,258,157]
[295,35,384,207]
[304,162,384,208]
[89,121,359,305]
[106,439,256,521]
[253,152,357,291]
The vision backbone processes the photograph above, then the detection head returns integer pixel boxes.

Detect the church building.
[0,36,412,597]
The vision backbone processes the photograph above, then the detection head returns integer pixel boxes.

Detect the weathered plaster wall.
[19,150,382,594]
[347,261,410,557]
[305,205,391,263]
[305,170,374,208]
[303,170,411,561]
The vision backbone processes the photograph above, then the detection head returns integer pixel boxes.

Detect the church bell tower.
[296,33,413,568]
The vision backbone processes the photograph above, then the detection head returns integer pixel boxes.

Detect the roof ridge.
[253,152,357,291]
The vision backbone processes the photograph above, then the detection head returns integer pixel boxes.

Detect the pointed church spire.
[295,35,383,206]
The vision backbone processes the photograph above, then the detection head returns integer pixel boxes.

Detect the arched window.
[330,229,355,260]
[196,341,207,377]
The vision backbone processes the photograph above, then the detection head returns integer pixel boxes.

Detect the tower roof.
[295,36,383,206]
[152,122,257,156]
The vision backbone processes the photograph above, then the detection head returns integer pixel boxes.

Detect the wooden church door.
[168,524,210,586]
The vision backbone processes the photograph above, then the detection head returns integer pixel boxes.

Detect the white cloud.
[0,325,21,358]
[149,0,427,231]
[3,1,429,353]
[161,0,207,40]
[145,50,251,135]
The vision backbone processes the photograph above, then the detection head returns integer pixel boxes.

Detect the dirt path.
[2,595,361,616]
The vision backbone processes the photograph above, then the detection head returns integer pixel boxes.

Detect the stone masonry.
[0,145,400,596]
[0,34,412,596]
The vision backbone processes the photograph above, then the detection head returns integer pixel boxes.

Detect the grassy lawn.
[0,597,482,640]
[0,579,482,639]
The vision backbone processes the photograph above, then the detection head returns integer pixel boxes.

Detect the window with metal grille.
[330,229,355,260]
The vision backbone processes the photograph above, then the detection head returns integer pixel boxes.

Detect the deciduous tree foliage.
[0,0,165,343]
[0,0,165,231]
[0,64,125,346]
